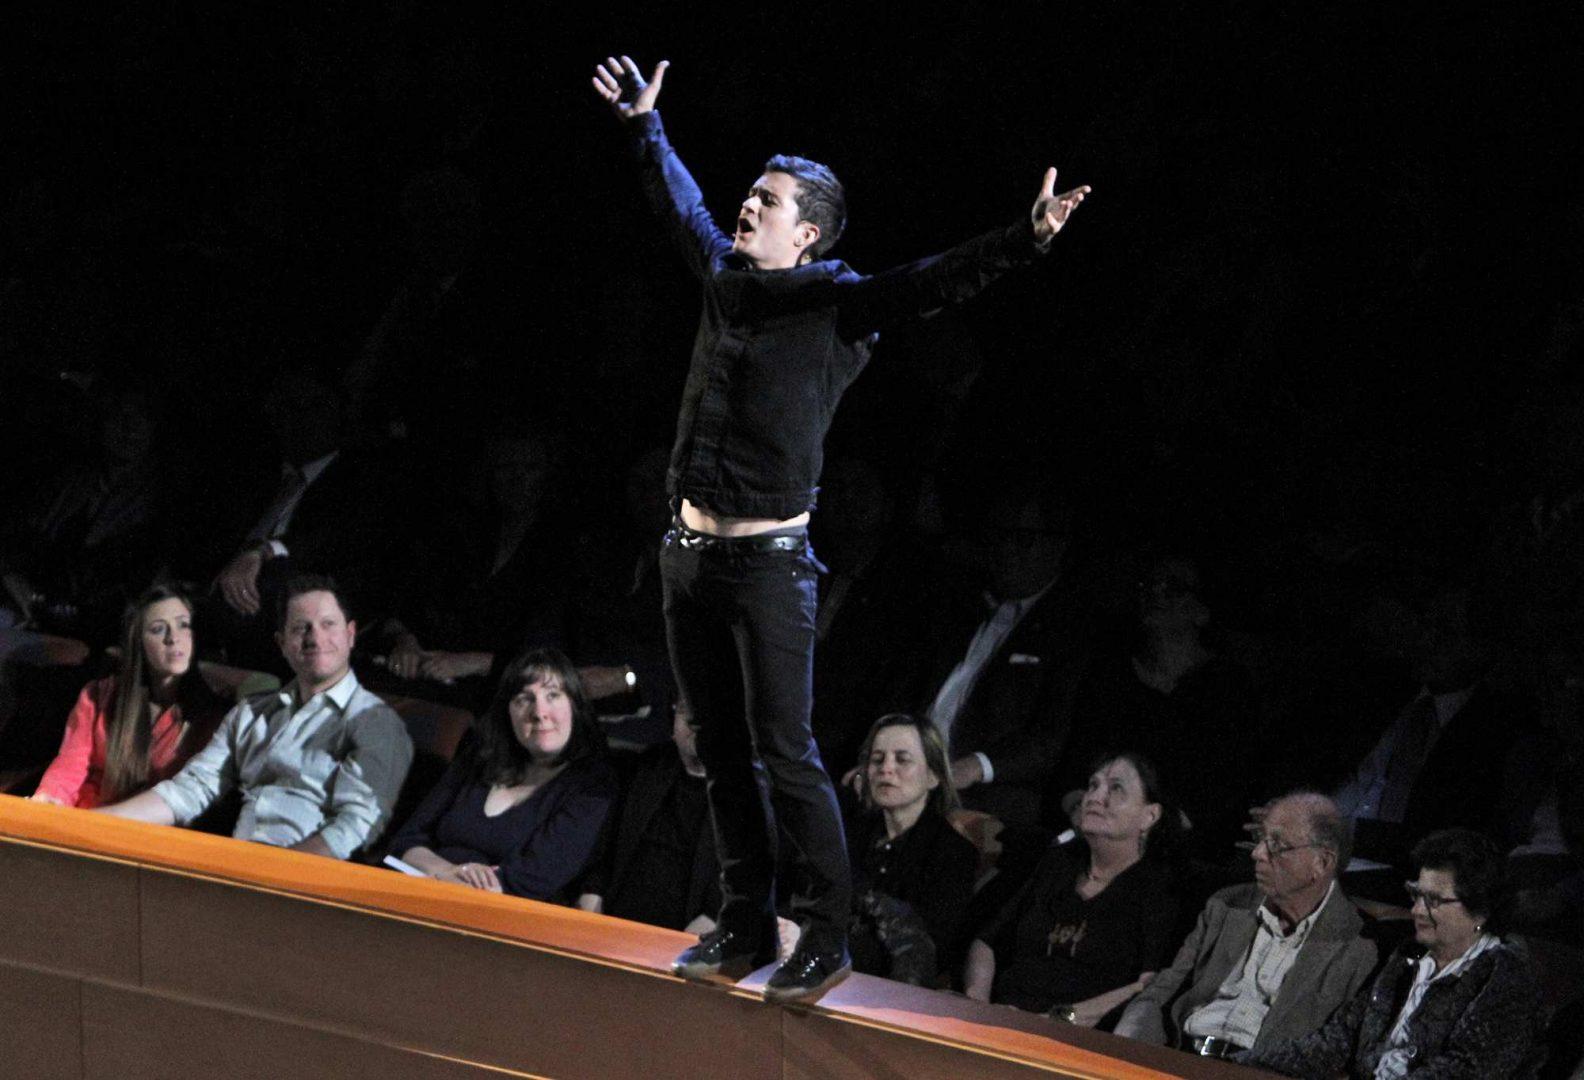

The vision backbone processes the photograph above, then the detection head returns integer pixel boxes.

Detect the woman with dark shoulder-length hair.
[842,714,978,985]
[389,647,618,902]
[965,750,1181,1028]
[32,583,227,808]
[1242,828,1545,1080]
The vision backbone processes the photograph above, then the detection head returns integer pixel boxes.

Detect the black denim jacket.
[630,111,1052,519]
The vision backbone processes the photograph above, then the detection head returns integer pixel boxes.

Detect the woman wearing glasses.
[1243,828,1544,1079]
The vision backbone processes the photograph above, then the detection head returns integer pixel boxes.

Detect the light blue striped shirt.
[153,669,413,859]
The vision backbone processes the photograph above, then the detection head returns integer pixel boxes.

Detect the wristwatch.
[1049,1004,1077,1024]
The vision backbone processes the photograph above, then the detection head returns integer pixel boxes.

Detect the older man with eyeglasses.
[1114,792,1379,1059]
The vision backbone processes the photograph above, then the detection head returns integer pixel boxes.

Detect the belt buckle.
[666,525,711,551]
[1193,1036,1240,1059]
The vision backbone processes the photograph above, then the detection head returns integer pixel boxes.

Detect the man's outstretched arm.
[590,55,731,280]
[835,168,1092,336]
[1031,167,1090,247]
[591,54,667,120]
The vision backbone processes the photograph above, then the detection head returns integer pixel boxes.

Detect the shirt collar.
[1420,932,1500,983]
[1415,685,1476,728]
[284,668,360,712]
[983,574,1060,616]
[1259,880,1335,939]
[297,449,339,485]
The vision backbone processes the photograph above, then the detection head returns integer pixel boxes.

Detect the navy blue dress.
[389,754,618,903]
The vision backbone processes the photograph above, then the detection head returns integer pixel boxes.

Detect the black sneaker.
[763,942,852,1004]
[672,925,774,981]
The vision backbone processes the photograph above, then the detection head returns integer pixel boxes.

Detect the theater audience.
[1242,829,1545,1079]
[0,383,167,645]
[965,751,1178,1025]
[563,445,678,738]
[31,583,227,808]
[1115,792,1376,1058]
[904,486,1094,830]
[389,647,616,902]
[97,575,413,860]
[576,699,717,929]
[341,165,492,473]
[207,373,397,673]
[1059,554,1260,864]
[1501,641,1584,949]
[1331,585,1532,870]
[843,715,977,986]
[809,458,929,775]
[374,434,571,701]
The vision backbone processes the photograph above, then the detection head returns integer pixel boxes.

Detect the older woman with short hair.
[965,750,1181,1027]
[1243,828,1545,1079]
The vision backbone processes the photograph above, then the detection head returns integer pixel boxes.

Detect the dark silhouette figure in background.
[1060,554,1261,866]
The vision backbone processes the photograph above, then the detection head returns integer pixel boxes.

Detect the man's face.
[1250,799,1329,904]
[733,172,816,270]
[979,500,1067,601]
[277,590,356,691]
[671,700,702,773]
[264,379,341,467]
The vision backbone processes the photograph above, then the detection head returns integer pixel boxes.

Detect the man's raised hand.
[592,55,668,120]
[1031,167,1091,245]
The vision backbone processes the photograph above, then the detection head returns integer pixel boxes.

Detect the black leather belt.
[1185,1035,1247,1060]
[664,525,807,554]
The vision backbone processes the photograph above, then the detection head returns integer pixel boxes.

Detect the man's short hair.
[276,573,353,630]
[1279,790,1353,873]
[1305,796,1353,874]
[765,154,845,261]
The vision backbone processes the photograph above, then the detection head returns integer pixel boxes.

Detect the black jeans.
[660,532,851,951]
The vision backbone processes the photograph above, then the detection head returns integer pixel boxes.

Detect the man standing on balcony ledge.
[591,53,1091,1004]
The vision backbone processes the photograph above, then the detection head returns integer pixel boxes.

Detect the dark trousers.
[660,535,851,950]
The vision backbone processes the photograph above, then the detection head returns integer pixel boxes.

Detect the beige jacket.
[1114,882,1378,1053]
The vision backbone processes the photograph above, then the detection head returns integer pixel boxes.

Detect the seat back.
[374,693,476,858]
[0,630,95,783]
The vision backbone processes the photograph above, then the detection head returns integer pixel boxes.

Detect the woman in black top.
[389,647,617,902]
[843,714,978,986]
[965,751,1179,1027]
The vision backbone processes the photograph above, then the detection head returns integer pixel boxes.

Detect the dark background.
[5,2,1582,623]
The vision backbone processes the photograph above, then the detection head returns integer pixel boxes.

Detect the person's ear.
[1142,802,1163,832]
[346,619,357,647]
[795,220,821,256]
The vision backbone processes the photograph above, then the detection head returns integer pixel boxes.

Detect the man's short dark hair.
[765,154,845,261]
[276,573,353,630]
[1411,828,1504,922]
